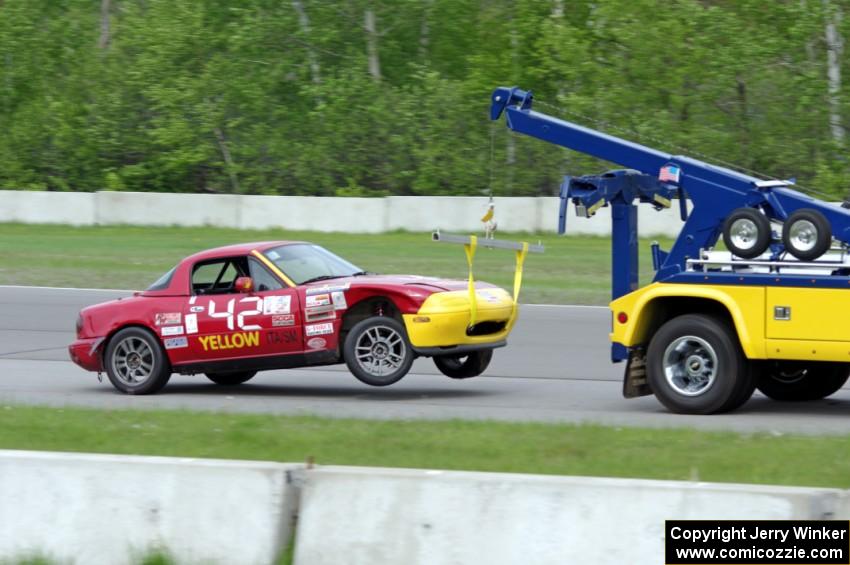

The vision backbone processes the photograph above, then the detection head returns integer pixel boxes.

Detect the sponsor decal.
[306,283,350,295]
[305,307,335,322]
[161,325,184,336]
[190,305,205,313]
[305,322,334,337]
[306,337,327,350]
[476,290,501,304]
[306,294,331,308]
[272,314,295,327]
[164,337,188,349]
[185,313,198,335]
[262,295,291,315]
[266,329,298,345]
[331,291,347,310]
[198,331,260,352]
[155,312,181,326]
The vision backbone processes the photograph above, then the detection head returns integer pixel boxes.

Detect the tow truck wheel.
[434,349,493,379]
[104,327,172,395]
[756,361,849,401]
[782,208,831,261]
[344,317,414,386]
[205,371,257,386]
[722,208,771,259]
[647,314,749,414]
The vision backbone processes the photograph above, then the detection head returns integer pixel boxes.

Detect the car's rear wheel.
[433,350,493,379]
[205,371,257,386]
[104,327,171,395]
[344,317,413,386]
[756,361,849,401]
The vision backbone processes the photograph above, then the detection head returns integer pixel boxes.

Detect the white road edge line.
[0,285,610,309]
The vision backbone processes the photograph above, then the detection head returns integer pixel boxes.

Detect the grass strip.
[0,223,672,305]
[0,404,847,488]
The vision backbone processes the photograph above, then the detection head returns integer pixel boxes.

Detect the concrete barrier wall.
[95,192,242,228]
[0,190,96,225]
[294,466,845,565]
[0,190,686,235]
[241,195,388,233]
[0,450,299,565]
[2,450,849,565]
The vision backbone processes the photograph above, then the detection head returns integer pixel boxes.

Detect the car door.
[181,257,302,364]
[247,256,303,355]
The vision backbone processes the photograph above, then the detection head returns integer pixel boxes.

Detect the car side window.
[192,258,248,295]
[248,259,284,292]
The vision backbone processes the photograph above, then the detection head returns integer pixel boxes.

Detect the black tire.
[205,371,257,386]
[104,327,172,395]
[722,207,771,259]
[647,314,748,414]
[782,208,831,261]
[343,317,414,386]
[720,365,757,413]
[434,350,493,379]
[756,361,849,401]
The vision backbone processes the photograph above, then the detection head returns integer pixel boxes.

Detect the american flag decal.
[659,164,681,183]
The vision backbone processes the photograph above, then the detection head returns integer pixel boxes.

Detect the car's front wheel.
[104,327,171,395]
[205,371,257,386]
[343,317,414,386]
[434,350,493,379]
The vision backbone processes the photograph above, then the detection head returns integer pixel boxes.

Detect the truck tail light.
[617,312,628,324]
[76,315,84,337]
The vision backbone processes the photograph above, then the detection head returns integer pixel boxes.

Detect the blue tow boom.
[490,86,850,299]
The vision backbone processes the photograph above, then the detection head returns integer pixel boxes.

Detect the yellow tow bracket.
[463,235,479,326]
[432,231,544,328]
[512,242,529,321]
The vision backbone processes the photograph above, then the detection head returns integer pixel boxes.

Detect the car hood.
[303,274,496,293]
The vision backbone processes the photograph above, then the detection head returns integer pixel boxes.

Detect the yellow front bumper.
[403,288,515,348]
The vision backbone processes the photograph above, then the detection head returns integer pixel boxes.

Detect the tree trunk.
[824,0,844,144]
[292,0,321,85]
[419,0,433,61]
[214,127,240,194]
[364,7,381,81]
[98,0,111,50]
[736,75,751,159]
[552,0,564,18]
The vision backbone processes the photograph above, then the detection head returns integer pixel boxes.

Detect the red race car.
[69,241,519,394]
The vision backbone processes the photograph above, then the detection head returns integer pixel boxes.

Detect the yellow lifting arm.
[432,231,544,327]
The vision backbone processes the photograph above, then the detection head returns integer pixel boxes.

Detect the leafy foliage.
[0,0,848,196]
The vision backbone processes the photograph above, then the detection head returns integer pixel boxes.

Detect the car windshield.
[262,244,364,285]
[146,265,177,291]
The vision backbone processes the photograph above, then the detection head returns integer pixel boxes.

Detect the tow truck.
[491,86,850,414]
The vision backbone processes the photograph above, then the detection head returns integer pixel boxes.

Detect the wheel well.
[341,297,402,333]
[100,324,161,360]
[636,297,735,346]
[338,297,402,357]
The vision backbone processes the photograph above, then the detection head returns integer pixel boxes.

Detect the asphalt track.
[1,286,849,435]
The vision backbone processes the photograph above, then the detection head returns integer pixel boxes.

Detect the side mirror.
[234,276,254,293]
